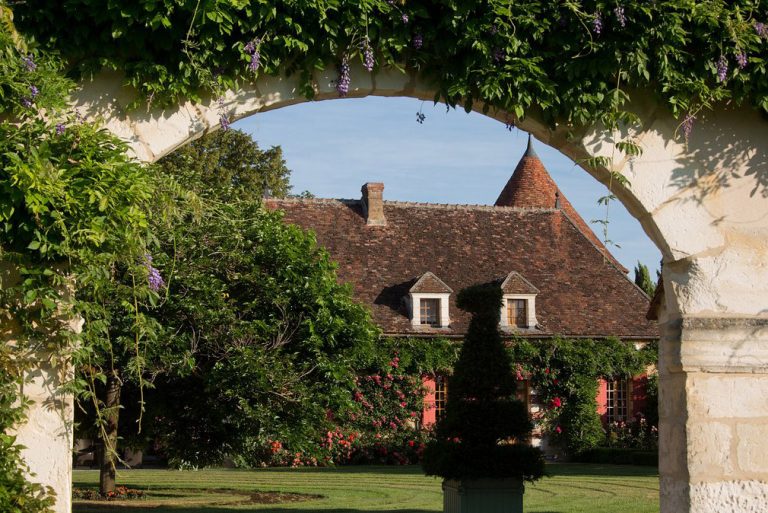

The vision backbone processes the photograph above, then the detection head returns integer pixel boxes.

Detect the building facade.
[267,138,658,449]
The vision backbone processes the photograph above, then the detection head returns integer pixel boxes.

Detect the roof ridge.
[266,197,560,213]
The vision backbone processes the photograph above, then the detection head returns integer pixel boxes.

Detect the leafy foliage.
[144,201,380,467]
[510,337,655,456]
[156,128,291,202]
[633,261,657,297]
[12,1,768,128]
[422,284,545,481]
[0,6,174,505]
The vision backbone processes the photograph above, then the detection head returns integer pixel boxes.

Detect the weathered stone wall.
[14,355,74,513]
[2,265,74,513]
[658,314,768,513]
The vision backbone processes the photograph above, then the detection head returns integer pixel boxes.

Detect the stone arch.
[24,63,768,513]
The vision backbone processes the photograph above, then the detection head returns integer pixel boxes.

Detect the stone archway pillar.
[658,310,768,512]
[574,101,768,513]
[14,355,74,513]
[3,264,76,513]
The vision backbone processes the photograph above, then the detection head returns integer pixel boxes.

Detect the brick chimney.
[361,182,386,226]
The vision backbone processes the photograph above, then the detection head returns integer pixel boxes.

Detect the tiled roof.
[495,137,626,271]
[266,198,657,340]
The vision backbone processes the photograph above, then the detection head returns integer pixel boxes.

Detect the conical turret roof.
[496,135,627,272]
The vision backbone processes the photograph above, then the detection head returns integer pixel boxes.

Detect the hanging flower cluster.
[143,254,165,292]
[336,56,351,97]
[243,38,261,73]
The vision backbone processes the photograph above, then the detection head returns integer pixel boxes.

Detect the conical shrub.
[421,284,545,481]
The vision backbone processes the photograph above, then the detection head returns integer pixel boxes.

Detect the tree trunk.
[99,369,121,495]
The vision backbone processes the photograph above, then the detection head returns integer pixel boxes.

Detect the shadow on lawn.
[546,463,658,478]
[75,508,440,513]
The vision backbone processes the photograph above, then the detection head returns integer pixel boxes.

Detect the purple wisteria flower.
[336,56,351,97]
[716,55,728,82]
[493,48,506,63]
[55,123,66,135]
[412,33,423,50]
[219,114,231,131]
[736,52,748,70]
[681,113,696,142]
[593,12,603,35]
[144,254,165,292]
[29,85,39,98]
[244,38,261,73]
[362,37,375,71]
[249,52,261,72]
[21,98,32,108]
[755,21,767,38]
[22,54,36,72]
[614,6,626,28]
[401,13,409,24]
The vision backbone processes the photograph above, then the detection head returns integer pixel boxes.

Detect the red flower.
[551,397,562,408]
[544,368,550,375]
[555,425,562,434]
[408,440,415,447]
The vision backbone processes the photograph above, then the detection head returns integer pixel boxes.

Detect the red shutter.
[422,375,437,427]
[596,379,608,422]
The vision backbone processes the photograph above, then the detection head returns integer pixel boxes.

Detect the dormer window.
[499,272,539,330]
[408,272,452,329]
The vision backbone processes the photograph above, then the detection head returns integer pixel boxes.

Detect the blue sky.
[234,96,660,275]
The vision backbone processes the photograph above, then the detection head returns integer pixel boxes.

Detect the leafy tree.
[147,201,379,467]
[422,284,544,481]
[633,261,656,297]
[156,129,291,201]
[75,130,291,488]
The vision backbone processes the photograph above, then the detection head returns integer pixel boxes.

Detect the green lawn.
[72,464,659,513]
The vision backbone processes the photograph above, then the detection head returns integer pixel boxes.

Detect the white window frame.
[606,378,630,424]
[409,292,451,328]
[499,294,537,329]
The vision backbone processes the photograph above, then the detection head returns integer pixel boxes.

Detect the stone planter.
[442,478,524,513]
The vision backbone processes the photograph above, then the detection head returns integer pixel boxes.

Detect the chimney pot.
[361,182,386,226]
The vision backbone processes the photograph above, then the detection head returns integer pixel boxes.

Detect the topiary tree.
[421,284,544,482]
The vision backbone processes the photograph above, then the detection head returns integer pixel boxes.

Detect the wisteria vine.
[10,0,768,143]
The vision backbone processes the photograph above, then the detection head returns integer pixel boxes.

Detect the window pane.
[607,378,629,424]
[507,299,527,328]
[435,375,448,422]
[420,298,440,326]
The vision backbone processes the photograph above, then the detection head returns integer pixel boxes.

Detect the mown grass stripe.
[73,464,658,513]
